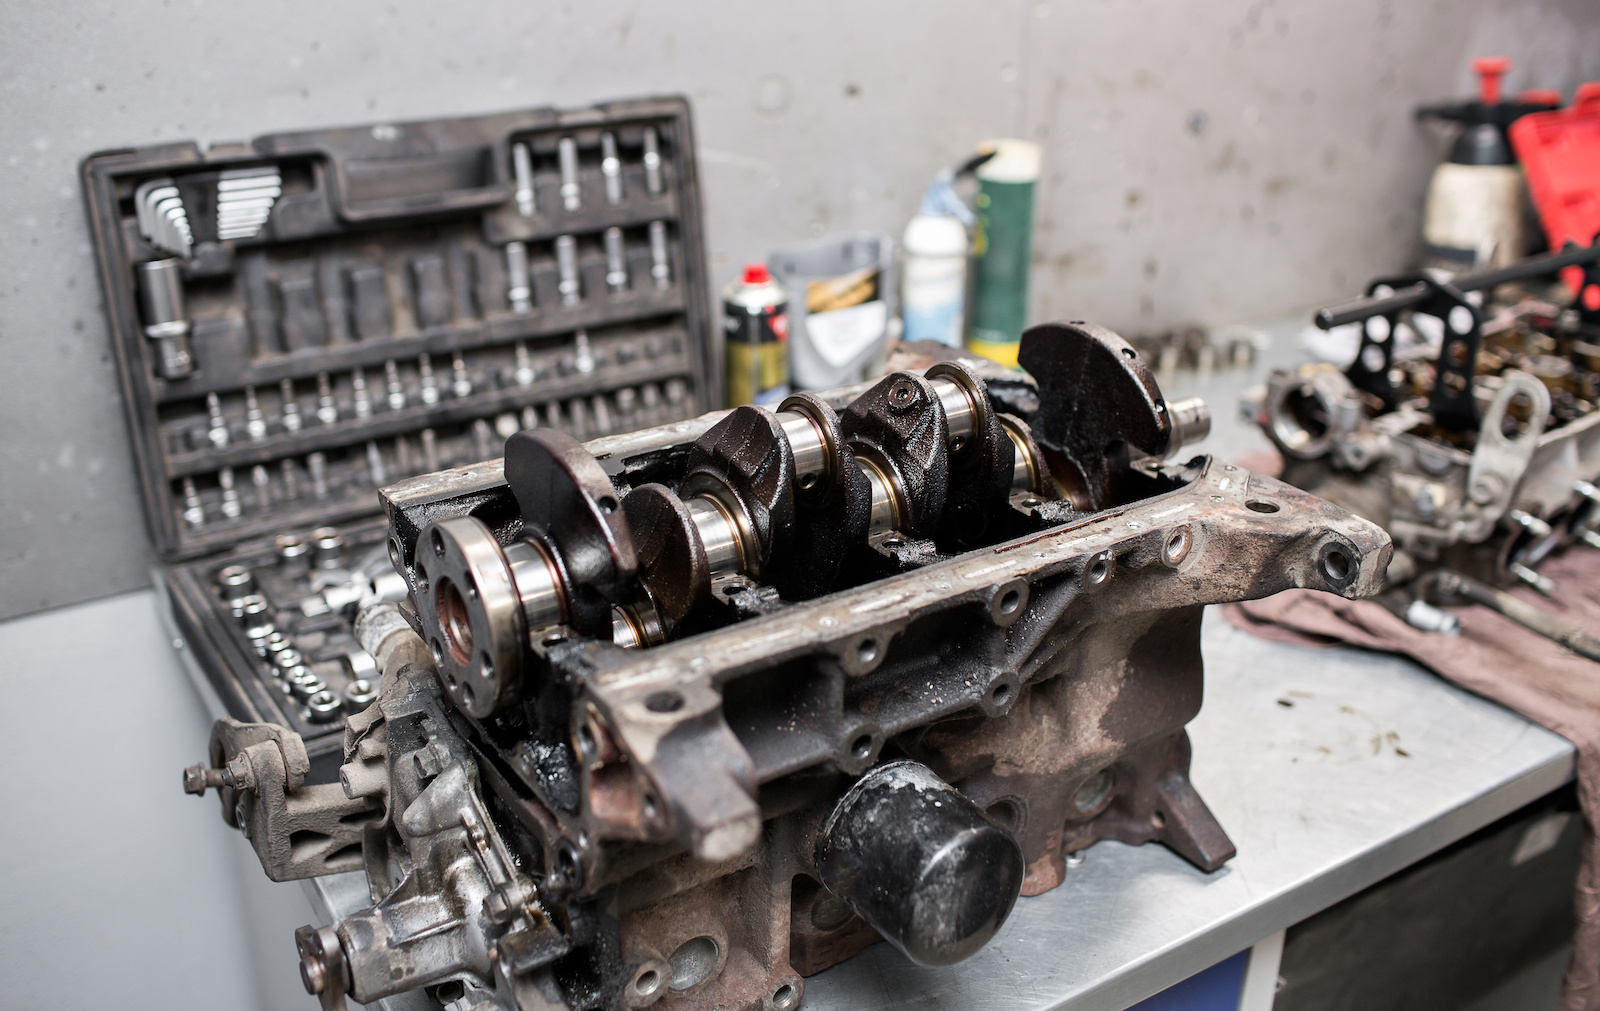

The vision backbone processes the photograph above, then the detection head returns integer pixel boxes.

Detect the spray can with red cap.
[1416,56,1561,271]
[723,263,790,407]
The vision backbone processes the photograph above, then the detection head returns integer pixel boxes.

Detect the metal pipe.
[1431,569,1600,662]
[1314,241,1600,329]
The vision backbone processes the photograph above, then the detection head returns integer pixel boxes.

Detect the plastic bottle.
[1418,57,1560,271]
[901,173,972,347]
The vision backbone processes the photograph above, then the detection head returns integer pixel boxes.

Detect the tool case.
[81,96,715,779]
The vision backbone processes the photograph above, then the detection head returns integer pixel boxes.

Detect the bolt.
[887,380,919,410]
[183,763,227,796]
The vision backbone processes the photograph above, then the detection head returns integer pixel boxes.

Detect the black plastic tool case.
[83,97,714,776]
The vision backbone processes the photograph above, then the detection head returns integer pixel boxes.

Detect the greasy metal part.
[1162,396,1212,460]
[1430,569,1600,661]
[195,326,1393,1011]
[512,141,536,218]
[815,760,1025,966]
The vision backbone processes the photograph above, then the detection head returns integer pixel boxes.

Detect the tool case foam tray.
[82,96,714,778]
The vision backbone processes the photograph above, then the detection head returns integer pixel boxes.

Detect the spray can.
[724,263,790,407]
[1417,57,1559,271]
[967,140,1042,367]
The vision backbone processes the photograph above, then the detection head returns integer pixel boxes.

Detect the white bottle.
[901,172,971,347]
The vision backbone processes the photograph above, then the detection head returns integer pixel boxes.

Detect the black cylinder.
[815,759,1024,966]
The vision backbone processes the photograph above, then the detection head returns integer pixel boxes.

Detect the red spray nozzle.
[1473,56,1512,105]
[742,263,772,285]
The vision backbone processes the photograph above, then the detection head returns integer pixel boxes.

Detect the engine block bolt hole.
[597,495,618,515]
[557,842,582,883]
[1321,547,1352,585]
[770,982,799,1009]
[998,589,1022,615]
[645,690,684,714]
[856,638,879,665]
[1073,769,1114,815]
[1245,499,1279,514]
[430,527,446,558]
[668,936,720,991]
[985,797,1024,834]
[633,969,661,998]
[1086,559,1109,585]
[1164,527,1191,565]
[849,733,875,762]
[990,682,1013,706]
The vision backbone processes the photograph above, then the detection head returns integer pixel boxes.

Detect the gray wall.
[3,0,1599,621]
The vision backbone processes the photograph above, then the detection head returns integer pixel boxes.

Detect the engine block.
[185,322,1389,1011]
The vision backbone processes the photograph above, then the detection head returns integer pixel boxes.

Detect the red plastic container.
[1511,82,1600,304]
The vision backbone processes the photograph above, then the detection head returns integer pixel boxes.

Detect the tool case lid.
[81,96,714,561]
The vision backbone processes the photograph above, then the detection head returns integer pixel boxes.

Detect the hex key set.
[83,97,714,774]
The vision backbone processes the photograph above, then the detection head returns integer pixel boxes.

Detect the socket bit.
[218,467,241,519]
[604,227,628,293]
[206,393,230,449]
[471,418,494,461]
[558,136,581,211]
[600,132,623,205]
[366,441,386,486]
[316,372,339,425]
[182,477,205,528]
[592,394,614,435]
[642,127,663,195]
[514,341,535,388]
[521,405,539,430]
[312,526,345,569]
[451,354,473,399]
[421,428,439,472]
[276,533,310,573]
[307,452,329,501]
[280,458,301,501]
[217,563,255,604]
[512,141,536,217]
[556,235,581,306]
[649,220,671,290]
[545,401,563,431]
[384,359,407,411]
[506,242,532,314]
[418,353,440,405]
[395,435,413,476]
[244,386,267,441]
[495,412,519,439]
[351,367,372,419]
[137,258,196,379]
[573,329,595,374]
[251,464,271,510]
[280,379,302,433]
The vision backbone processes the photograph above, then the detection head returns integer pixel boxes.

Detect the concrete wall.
[2,0,1599,620]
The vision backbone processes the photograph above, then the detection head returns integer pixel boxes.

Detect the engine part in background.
[1252,240,1600,601]
[185,322,1390,1011]
[1429,568,1600,661]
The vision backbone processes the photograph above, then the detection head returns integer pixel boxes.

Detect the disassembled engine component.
[187,323,1390,1011]
[1254,242,1600,601]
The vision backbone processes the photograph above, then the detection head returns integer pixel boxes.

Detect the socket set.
[83,97,714,773]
